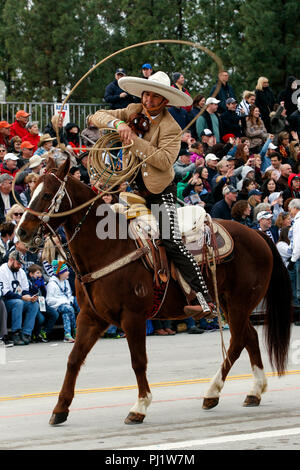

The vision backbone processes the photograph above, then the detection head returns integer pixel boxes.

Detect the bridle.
[29,172,73,251]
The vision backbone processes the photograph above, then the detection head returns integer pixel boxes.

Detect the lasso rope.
[12,39,223,218]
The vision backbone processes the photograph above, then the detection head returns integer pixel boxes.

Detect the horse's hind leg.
[121,313,152,425]
[49,312,108,425]
[243,322,267,407]
[202,328,246,410]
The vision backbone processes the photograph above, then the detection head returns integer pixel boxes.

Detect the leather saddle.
[112,193,234,294]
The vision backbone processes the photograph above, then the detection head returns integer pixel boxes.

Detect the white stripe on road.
[122,427,300,450]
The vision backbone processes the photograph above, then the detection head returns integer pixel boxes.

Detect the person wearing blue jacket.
[0,251,39,345]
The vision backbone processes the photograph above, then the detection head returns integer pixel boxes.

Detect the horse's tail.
[256,231,293,376]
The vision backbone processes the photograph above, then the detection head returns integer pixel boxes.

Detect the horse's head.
[17,156,71,250]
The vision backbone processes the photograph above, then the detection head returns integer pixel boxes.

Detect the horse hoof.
[243,395,261,407]
[124,412,145,425]
[202,397,219,410]
[49,411,69,425]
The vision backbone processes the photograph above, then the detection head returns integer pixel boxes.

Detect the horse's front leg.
[49,312,108,425]
[122,312,152,424]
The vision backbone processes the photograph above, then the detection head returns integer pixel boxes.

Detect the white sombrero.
[118,71,193,107]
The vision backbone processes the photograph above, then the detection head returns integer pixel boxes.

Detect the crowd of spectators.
[0,66,300,345]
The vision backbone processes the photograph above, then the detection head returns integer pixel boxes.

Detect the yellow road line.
[1,369,300,402]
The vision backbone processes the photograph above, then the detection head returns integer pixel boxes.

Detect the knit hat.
[52,260,68,276]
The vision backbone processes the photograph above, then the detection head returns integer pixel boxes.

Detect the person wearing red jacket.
[22,121,40,153]
[0,153,20,178]
[10,110,31,140]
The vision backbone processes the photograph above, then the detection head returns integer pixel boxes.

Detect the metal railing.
[0,101,109,131]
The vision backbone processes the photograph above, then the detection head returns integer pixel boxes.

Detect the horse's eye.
[42,193,53,201]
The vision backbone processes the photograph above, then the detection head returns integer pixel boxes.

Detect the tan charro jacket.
[91,103,182,194]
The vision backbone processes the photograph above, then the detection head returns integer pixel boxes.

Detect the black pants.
[146,185,210,301]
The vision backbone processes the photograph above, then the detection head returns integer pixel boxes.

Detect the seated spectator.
[0,145,7,161]
[234,142,251,168]
[27,155,45,175]
[275,211,292,236]
[9,110,31,140]
[288,140,300,171]
[27,264,59,343]
[237,177,256,198]
[211,158,236,202]
[277,163,293,191]
[277,131,295,167]
[211,184,238,220]
[17,141,34,168]
[182,173,214,213]
[236,165,255,191]
[76,151,90,185]
[10,238,40,274]
[173,149,196,183]
[19,173,39,207]
[0,222,15,264]
[23,121,40,153]
[46,260,79,343]
[199,128,216,154]
[152,320,176,336]
[236,90,256,117]
[0,174,22,223]
[81,115,101,147]
[205,153,219,184]
[248,190,263,220]
[34,133,55,157]
[65,122,86,155]
[282,173,300,203]
[0,121,12,149]
[0,153,20,177]
[245,106,268,153]
[198,166,212,193]
[8,136,22,156]
[189,141,205,166]
[44,114,69,148]
[276,226,292,267]
[220,98,243,137]
[261,177,279,201]
[5,204,24,225]
[231,200,253,227]
[268,191,284,223]
[254,210,279,243]
[252,202,272,224]
[69,166,82,180]
[0,250,39,345]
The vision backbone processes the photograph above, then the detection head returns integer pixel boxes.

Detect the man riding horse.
[91,71,216,318]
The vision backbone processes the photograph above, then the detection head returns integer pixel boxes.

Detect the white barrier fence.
[0,101,109,131]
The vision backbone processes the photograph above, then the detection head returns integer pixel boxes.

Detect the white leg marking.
[204,368,224,398]
[130,392,152,416]
[249,365,267,398]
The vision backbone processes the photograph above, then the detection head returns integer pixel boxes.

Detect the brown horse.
[17,156,293,426]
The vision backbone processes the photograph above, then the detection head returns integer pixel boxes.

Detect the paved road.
[1,325,300,452]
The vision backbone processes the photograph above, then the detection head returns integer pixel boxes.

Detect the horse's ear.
[57,155,71,180]
[45,156,57,172]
